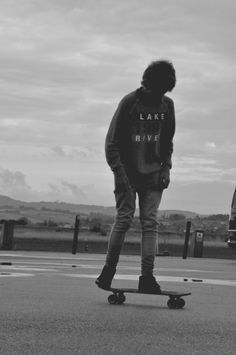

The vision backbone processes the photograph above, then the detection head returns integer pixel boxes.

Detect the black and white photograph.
[0,0,235,354]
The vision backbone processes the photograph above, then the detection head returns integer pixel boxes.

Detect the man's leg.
[138,188,163,293]
[96,187,136,289]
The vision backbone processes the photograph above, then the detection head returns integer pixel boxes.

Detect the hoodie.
[105,87,175,183]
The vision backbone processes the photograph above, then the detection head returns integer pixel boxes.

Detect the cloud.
[49,145,104,163]
[205,142,216,150]
[172,156,236,184]
[0,0,235,213]
[162,180,235,214]
[51,145,66,157]
[61,180,92,199]
[48,181,88,201]
[42,180,97,204]
[0,166,95,203]
[0,167,31,197]
[0,167,29,189]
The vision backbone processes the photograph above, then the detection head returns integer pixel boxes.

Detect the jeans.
[105,183,163,276]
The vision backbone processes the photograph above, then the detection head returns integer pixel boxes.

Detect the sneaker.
[95,265,116,290]
[138,274,161,294]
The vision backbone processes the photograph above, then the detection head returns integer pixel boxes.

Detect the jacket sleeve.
[105,98,128,174]
[161,99,175,169]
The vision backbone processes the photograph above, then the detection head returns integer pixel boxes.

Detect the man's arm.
[159,99,175,189]
[105,98,130,188]
[161,99,175,169]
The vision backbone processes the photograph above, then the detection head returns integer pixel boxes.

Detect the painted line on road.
[0,272,34,277]
[59,264,218,273]
[63,273,236,287]
[0,266,58,272]
[0,261,222,274]
[0,253,105,261]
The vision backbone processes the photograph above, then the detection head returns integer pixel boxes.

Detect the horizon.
[0,193,230,216]
[0,1,235,214]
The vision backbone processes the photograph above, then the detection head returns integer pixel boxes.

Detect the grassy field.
[0,225,232,260]
[0,209,77,225]
[11,226,226,243]
[0,223,226,244]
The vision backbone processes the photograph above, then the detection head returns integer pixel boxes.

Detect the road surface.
[0,251,235,354]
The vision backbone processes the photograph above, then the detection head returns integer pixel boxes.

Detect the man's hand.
[114,167,131,192]
[159,166,170,189]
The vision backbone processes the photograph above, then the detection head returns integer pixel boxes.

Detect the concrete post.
[1,221,15,250]
[72,215,80,254]
[182,221,192,259]
[190,230,205,257]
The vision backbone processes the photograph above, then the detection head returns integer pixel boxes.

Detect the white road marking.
[58,264,217,273]
[63,273,236,287]
[0,253,105,261]
[0,253,30,257]
[0,266,58,272]
[0,261,222,274]
[0,272,34,277]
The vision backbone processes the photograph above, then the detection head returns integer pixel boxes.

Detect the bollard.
[72,215,80,254]
[193,230,204,257]
[1,221,15,250]
[182,221,191,259]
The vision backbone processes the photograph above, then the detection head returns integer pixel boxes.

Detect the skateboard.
[106,287,191,309]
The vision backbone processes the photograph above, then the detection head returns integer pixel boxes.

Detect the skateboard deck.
[106,287,191,309]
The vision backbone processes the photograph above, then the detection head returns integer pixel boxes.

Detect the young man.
[96,59,176,293]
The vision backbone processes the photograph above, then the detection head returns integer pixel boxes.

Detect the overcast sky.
[0,0,235,214]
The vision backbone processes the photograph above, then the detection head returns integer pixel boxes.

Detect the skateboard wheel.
[167,298,177,309]
[176,298,185,309]
[167,298,185,309]
[108,294,118,305]
[117,294,126,305]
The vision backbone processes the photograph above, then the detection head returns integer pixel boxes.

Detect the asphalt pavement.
[0,251,235,355]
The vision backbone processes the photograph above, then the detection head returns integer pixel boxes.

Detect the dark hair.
[141,59,176,93]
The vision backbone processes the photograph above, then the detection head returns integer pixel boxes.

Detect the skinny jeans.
[105,185,163,276]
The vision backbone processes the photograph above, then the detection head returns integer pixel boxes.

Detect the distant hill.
[0,195,116,216]
[0,195,23,208]
[0,194,201,219]
[158,210,200,218]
